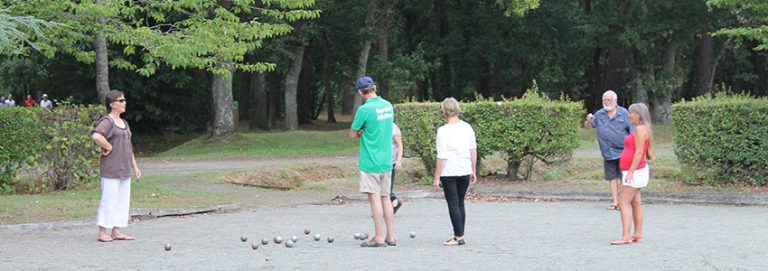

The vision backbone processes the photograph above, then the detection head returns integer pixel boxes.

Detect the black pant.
[390,164,397,201]
[441,175,470,237]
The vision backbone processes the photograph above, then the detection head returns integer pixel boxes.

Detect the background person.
[91,90,142,242]
[390,123,404,214]
[611,103,654,245]
[585,90,634,210]
[39,94,52,109]
[432,97,477,246]
[24,94,36,107]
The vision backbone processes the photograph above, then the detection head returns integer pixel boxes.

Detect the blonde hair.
[441,97,460,118]
[628,103,654,160]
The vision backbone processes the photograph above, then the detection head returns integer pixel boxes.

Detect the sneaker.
[393,201,403,215]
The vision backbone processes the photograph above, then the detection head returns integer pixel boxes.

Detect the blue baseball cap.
[356,76,375,91]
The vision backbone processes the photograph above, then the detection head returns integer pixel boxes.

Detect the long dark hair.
[104,90,124,113]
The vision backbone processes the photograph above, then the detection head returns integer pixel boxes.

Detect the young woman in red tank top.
[611,103,654,245]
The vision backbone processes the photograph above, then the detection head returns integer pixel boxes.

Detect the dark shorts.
[603,159,621,181]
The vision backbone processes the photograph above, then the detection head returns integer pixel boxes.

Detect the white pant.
[97,177,131,229]
[621,166,650,189]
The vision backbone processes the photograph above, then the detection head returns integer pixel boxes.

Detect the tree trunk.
[629,69,648,104]
[211,61,236,139]
[352,8,375,116]
[649,41,678,123]
[692,33,714,97]
[478,57,492,98]
[238,72,250,121]
[93,17,110,104]
[322,36,336,123]
[298,48,314,124]
[376,0,391,99]
[342,84,354,115]
[602,44,627,101]
[507,160,521,180]
[284,44,306,130]
[249,72,270,130]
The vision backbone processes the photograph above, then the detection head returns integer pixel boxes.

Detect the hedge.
[672,93,768,185]
[0,105,103,192]
[395,90,583,180]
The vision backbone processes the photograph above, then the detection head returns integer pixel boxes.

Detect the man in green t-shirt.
[349,76,396,247]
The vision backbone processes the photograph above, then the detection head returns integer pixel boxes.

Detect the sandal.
[610,238,633,245]
[386,239,398,246]
[631,235,642,243]
[360,240,387,248]
[607,205,619,211]
[443,237,465,246]
[112,235,135,241]
[97,237,113,242]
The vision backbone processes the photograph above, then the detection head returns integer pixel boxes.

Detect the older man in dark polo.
[585,90,634,210]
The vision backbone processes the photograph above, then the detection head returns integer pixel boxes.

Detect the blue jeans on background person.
[441,175,470,237]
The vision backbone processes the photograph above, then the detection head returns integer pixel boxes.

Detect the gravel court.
[1,199,765,270]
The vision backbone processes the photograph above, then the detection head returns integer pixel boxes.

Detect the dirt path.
[139,148,675,176]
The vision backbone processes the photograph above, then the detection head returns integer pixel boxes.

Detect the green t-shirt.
[351,96,394,173]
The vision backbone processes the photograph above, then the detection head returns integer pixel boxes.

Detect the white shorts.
[621,166,649,188]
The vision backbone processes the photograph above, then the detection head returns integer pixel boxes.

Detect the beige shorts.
[359,171,391,195]
[622,166,650,188]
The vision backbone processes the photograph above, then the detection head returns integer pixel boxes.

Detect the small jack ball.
[410,231,416,238]
[304,228,311,235]
[241,236,247,242]
[164,244,172,251]
[251,243,259,250]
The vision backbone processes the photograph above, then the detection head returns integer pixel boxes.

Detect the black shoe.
[393,201,403,214]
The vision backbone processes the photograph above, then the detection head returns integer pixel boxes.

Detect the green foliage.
[496,0,540,17]
[395,88,583,180]
[708,0,768,50]
[0,107,41,191]
[37,104,103,190]
[0,9,60,56]
[0,105,102,193]
[672,93,768,185]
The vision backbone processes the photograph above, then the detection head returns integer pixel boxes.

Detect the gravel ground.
[1,199,765,270]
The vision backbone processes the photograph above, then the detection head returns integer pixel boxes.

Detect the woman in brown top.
[91,90,142,242]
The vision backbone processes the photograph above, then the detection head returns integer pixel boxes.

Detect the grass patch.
[152,130,359,160]
[0,175,229,225]
[222,164,356,190]
[579,123,676,149]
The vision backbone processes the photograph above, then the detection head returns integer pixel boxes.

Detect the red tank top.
[619,130,649,171]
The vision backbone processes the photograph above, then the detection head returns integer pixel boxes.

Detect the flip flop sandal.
[112,236,135,241]
[360,240,387,248]
[610,238,633,245]
[98,238,113,242]
[386,240,398,246]
[631,236,643,243]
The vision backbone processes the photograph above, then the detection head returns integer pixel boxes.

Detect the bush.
[395,89,583,180]
[0,107,42,191]
[0,105,102,193]
[672,93,768,186]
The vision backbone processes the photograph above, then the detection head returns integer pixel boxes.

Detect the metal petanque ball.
[304,228,311,235]
[274,236,283,244]
[164,244,172,251]
[354,233,362,240]
[314,234,321,241]
[327,236,335,243]
[241,236,248,242]
[291,236,298,242]
[251,243,259,250]
[285,240,295,248]
[261,239,269,245]
[410,231,416,238]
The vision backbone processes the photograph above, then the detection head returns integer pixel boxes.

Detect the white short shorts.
[621,166,649,188]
